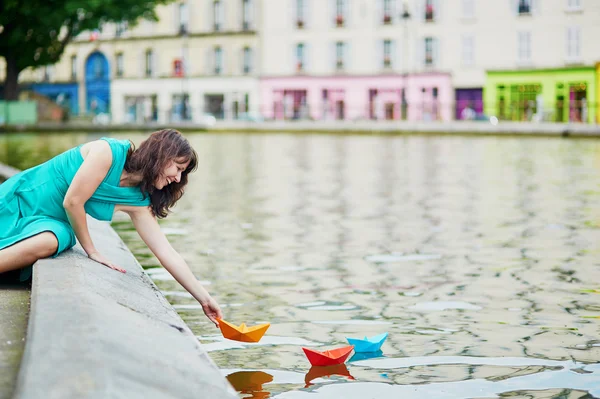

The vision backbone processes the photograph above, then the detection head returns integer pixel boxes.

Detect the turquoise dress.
[0,137,150,281]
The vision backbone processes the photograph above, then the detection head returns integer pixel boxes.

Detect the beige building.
[11,0,260,123]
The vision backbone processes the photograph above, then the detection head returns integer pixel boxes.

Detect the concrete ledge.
[13,217,236,399]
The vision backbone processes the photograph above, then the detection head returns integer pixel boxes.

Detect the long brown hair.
[124,129,198,218]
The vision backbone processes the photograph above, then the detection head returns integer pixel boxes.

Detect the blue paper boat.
[346,332,388,353]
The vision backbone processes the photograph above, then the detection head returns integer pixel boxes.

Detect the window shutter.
[305,0,310,28]
[417,37,424,68]
[330,0,336,27]
[173,4,178,34]
[220,1,226,30]
[415,0,424,22]
[139,49,145,77]
[392,39,399,70]
[376,0,383,25]
[575,27,581,58]
[433,38,440,68]
[345,0,351,27]
[531,0,539,15]
[330,41,336,72]
[434,0,441,20]
[290,0,296,30]
[247,0,254,29]
[345,42,351,71]
[304,43,310,72]
[377,39,384,69]
[207,1,213,31]
[206,47,213,74]
[152,50,157,77]
[512,0,518,15]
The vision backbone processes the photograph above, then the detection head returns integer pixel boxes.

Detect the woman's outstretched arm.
[63,140,126,273]
[126,206,223,327]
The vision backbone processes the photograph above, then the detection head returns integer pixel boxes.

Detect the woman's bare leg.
[0,232,58,274]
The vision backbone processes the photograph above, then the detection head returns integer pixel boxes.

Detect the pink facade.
[259,73,453,122]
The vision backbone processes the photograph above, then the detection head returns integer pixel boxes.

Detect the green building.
[484,66,597,124]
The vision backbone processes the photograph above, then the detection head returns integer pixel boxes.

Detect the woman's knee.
[34,232,59,259]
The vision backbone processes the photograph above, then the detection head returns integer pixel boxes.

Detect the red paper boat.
[302,345,354,366]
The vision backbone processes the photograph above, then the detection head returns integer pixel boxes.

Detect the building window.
[242,0,252,30]
[43,65,54,82]
[518,31,531,63]
[70,55,77,80]
[566,26,581,61]
[243,47,252,74]
[424,37,434,66]
[116,53,124,77]
[178,2,189,35]
[214,47,223,74]
[214,1,223,31]
[518,0,531,14]
[425,0,436,21]
[296,0,306,28]
[383,39,393,68]
[462,0,475,18]
[462,35,474,66]
[115,21,127,37]
[566,0,582,10]
[382,0,393,24]
[172,94,191,121]
[335,41,346,70]
[296,43,305,72]
[145,49,153,77]
[335,0,346,27]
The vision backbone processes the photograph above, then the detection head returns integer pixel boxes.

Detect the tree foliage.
[0,0,174,99]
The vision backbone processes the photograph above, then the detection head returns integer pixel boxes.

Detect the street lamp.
[400,3,411,120]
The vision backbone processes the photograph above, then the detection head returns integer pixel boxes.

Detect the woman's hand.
[200,295,223,328]
[88,251,127,274]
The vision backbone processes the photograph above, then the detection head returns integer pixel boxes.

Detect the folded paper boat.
[346,332,388,353]
[217,319,270,343]
[302,345,354,367]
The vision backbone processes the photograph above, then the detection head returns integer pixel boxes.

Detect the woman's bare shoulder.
[79,139,112,160]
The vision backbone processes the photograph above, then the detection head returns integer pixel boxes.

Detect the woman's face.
[154,158,190,190]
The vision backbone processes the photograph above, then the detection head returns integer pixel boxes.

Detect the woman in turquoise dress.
[0,129,222,326]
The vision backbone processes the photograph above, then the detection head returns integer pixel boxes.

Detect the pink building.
[260,73,453,121]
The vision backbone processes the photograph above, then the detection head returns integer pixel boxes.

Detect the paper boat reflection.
[226,370,273,395]
[304,364,354,387]
[302,345,354,366]
[349,349,384,362]
[217,319,270,343]
[346,332,388,352]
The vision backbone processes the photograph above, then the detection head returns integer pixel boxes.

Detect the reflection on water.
[2,133,600,398]
[227,371,274,399]
[304,364,354,387]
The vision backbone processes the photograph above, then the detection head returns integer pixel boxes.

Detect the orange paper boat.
[302,345,354,367]
[217,319,270,343]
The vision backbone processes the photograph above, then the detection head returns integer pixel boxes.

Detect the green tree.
[0,0,174,100]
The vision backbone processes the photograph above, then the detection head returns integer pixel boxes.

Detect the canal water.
[1,132,599,398]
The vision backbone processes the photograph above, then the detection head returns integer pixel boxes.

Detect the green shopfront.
[484,67,596,123]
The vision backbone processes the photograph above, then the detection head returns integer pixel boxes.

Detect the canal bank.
[0,164,236,399]
[1,120,600,137]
